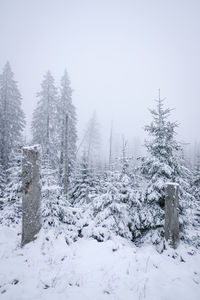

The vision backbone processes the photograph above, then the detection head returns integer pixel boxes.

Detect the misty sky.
[0,0,200,154]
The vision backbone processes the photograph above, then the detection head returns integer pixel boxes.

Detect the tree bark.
[21,146,41,246]
[164,183,180,249]
[64,114,69,196]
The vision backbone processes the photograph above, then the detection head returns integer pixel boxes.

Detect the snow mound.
[0,226,200,300]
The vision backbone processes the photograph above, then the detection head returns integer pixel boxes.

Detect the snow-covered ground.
[0,226,200,300]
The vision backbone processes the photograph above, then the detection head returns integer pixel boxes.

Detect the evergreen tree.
[0,159,5,199]
[94,171,131,240]
[69,153,93,205]
[120,137,129,175]
[0,147,22,226]
[85,141,141,242]
[85,169,140,241]
[192,150,200,231]
[42,157,64,227]
[140,91,193,244]
[69,151,102,206]
[58,70,77,192]
[0,62,25,172]
[41,156,82,243]
[193,150,200,189]
[31,71,58,167]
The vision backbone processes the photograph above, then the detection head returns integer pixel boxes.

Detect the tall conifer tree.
[59,70,77,191]
[140,91,193,242]
[32,71,58,167]
[0,62,25,172]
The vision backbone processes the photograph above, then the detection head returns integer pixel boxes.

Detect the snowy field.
[0,227,200,300]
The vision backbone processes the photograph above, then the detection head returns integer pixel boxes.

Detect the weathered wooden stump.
[21,145,41,247]
[164,183,179,249]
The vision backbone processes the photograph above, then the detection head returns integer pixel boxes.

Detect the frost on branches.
[0,62,25,171]
[81,144,141,242]
[0,62,25,226]
[31,71,59,168]
[191,150,200,246]
[69,152,100,206]
[0,148,22,226]
[140,91,194,246]
[41,156,82,244]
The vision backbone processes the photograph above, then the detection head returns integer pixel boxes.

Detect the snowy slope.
[0,226,200,300]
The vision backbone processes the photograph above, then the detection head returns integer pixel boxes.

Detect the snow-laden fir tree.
[42,156,65,228]
[140,90,193,245]
[69,152,93,205]
[0,159,5,199]
[84,170,140,241]
[192,149,200,233]
[83,141,141,242]
[58,70,77,193]
[41,156,82,243]
[0,62,25,173]
[193,149,200,189]
[119,138,142,240]
[0,147,22,226]
[31,71,59,167]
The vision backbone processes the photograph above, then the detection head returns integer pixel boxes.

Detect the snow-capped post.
[21,145,42,247]
[164,183,180,249]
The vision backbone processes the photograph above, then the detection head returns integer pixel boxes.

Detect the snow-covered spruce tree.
[192,150,200,233]
[82,170,138,241]
[140,91,193,246]
[0,158,5,199]
[0,147,22,226]
[193,149,200,191]
[0,61,25,174]
[0,158,5,213]
[41,156,81,242]
[74,113,101,202]
[83,141,141,242]
[119,139,142,240]
[69,152,93,205]
[31,71,59,167]
[42,156,65,228]
[0,62,25,225]
[67,154,103,241]
[58,70,77,193]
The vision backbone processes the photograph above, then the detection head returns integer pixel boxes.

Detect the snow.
[1,226,200,300]
[166,182,179,186]
[23,145,41,152]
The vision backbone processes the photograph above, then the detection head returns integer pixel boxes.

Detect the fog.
[0,0,200,155]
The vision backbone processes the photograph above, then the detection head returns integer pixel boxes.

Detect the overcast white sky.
[0,0,200,153]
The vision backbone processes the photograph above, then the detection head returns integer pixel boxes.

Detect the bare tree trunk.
[59,118,65,184]
[109,121,113,171]
[122,136,128,174]
[87,130,92,164]
[64,113,69,196]
[164,183,180,249]
[46,86,50,157]
[21,146,41,247]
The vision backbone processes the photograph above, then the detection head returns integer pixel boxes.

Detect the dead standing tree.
[164,182,180,249]
[63,113,69,196]
[21,145,42,247]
